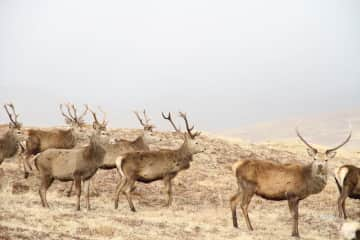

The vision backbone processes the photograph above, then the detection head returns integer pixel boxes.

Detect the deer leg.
[90,174,99,196]
[230,187,242,228]
[114,178,127,209]
[84,180,91,210]
[74,177,82,211]
[66,181,74,197]
[39,175,54,208]
[240,186,255,231]
[338,185,350,219]
[23,154,32,179]
[163,176,173,207]
[124,179,136,212]
[288,197,300,238]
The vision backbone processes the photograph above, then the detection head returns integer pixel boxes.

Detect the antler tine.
[70,104,78,120]
[3,104,17,125]
[179,111,201,139]
[142,109,151,124]
[78,104,88,121]
[8,103,20,121]
[65,103,76,120]
[87,105,99,123]
[98,106,107,124]
[326,126,352,154]
[296,127,317,153]
[162,112,180,132]
[134,111,146,127]
[59,104,73,123]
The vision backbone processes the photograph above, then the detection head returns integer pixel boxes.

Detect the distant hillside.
[220,109,360,151]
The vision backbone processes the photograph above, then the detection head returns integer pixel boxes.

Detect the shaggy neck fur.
[304,163,328,196]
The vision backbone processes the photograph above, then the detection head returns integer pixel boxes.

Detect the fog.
[1,0,359,131]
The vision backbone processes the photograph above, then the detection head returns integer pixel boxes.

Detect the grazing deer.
[34,131,106,211]
[114,112,204,211]
[230,127,351,237]
[0,104,24,165]
[334,165,360,219]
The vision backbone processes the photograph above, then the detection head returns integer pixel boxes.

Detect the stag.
[66,109,161,196]
[134,110,155,132]
[21,104,91,178]
[334,164,360,219]
[230,127,351,237]
[0,103,23,165]
[88,105,108,132]
[34,131,106,211]
[114,112,204,211]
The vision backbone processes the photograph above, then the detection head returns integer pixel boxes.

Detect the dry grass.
[1,129,359,240]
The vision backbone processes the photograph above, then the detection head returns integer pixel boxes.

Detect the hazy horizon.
[1,0,359,131]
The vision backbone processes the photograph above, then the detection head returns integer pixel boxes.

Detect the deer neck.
[304,163,328,195]
[87,141,105,166]
[133,136,147,149]
[178,141,193,158]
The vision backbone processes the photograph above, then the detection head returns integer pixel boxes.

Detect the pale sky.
[1,0,359,131]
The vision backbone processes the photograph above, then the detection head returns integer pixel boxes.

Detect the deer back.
[0,130,19,162]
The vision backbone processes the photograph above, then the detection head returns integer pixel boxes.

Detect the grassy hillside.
[0,129,359,240]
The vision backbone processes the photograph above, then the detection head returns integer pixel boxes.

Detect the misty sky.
[0,0,359,131]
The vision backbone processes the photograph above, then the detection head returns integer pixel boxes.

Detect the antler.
[78,104,88,122]
[3,103,22,129]
[326,128,352,154]
[162,112,180,132]
[179,112,201,139]
[296,127,318,153]
[88,105,107,131]
[59,104,74,124]
[98,106,108,125]
[88,106,98,122]
[61,103,88,127]
[134,109,154,131]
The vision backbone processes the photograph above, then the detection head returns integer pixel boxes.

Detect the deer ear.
[326,151,337,159]
[307,148,317,157]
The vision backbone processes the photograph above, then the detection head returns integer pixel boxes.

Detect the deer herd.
[0,102,358,238]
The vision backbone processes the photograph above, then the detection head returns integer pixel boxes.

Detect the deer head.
[296,127,352,176]
[88,105,108,133]
[179,112,204,154]
[134,109,155,132]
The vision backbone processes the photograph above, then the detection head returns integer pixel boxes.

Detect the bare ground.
[1,129,360,240]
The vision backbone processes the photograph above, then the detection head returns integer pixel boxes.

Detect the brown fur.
[65,132,157,196]
[334,165,360,219]
[26,129,76,155]
[0,129,19,165]
[230,129,351,237]
[114,134,203,211]
[100,135,150,169]
[22,128,86,178]
[34,134,106,211]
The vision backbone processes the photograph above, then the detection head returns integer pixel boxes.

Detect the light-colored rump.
[334,166,350,188]
[232,160,246,176]
[115,156,125,177]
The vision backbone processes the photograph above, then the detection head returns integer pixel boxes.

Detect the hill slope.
[0,129,359,240]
